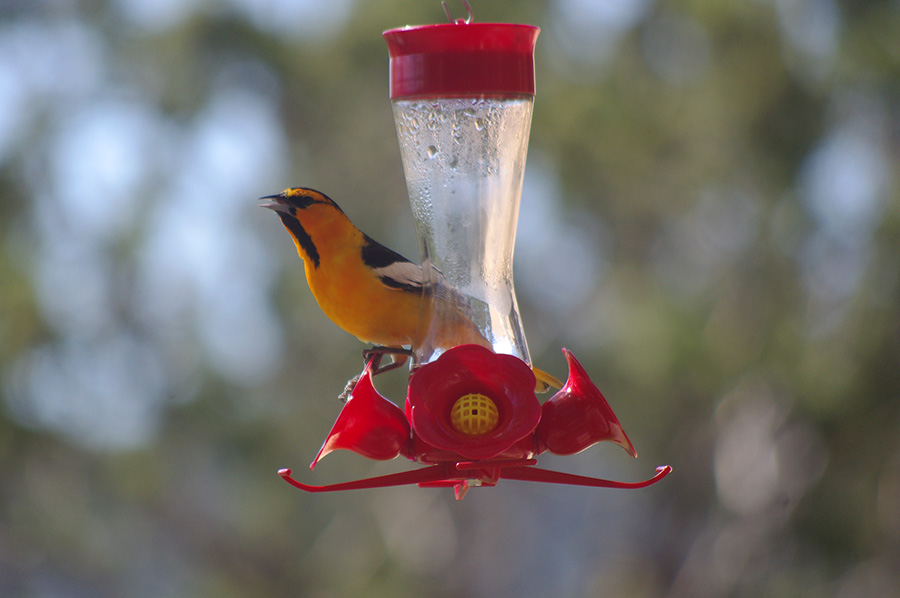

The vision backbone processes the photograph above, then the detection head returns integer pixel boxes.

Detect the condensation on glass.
[392,95,534,365]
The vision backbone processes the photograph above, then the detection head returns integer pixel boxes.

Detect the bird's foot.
[338,373,361,403]
[363,346,414,376]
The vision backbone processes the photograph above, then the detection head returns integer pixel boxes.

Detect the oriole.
[260,187,561,391]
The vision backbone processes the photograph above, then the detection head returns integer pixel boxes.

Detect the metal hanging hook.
[442,0,473,24]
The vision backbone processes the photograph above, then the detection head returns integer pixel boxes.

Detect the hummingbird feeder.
[279,5,670,499]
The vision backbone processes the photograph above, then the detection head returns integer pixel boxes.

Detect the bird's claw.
[363,346,414,376]
[338,373,361,402]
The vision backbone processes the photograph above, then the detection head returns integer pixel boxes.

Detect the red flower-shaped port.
[311,362,411,469]
[406,344,541,461]
[536,349,636,457]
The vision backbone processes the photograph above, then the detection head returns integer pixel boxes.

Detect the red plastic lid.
[383,23,539,99]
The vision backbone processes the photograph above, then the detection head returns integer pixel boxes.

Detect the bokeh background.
[1,0,899,596]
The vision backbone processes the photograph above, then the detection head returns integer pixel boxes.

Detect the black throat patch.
[278,212,320,268]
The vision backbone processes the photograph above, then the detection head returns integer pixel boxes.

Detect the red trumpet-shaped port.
[311,362,411,469]
[406,344,541,461]
[536,349,636,457]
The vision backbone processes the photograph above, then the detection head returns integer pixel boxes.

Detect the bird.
[260,187,561,391]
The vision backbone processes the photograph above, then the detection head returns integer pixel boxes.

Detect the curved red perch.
[278,462,671,500]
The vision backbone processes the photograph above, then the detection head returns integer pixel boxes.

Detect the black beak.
[258,193,291,214]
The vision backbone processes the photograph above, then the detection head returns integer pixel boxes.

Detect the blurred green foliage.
[1,0,898,597]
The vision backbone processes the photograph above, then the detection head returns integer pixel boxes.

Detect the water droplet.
[426,145,438,158]
[474,118,486,131]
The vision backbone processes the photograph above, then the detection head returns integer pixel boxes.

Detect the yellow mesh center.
[450,393,499,436]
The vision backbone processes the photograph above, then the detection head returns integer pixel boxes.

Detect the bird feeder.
[387,18,537,366]
[279,7,670,499]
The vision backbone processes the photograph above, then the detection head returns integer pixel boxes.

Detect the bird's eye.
[284,194,317,210]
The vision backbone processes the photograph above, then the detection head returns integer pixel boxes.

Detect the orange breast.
[305,256,421,346]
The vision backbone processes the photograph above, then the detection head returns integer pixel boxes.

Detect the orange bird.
[260,187,560,390]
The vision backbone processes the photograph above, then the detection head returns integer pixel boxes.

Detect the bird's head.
[259,188,348,268]
[258,187,343,218]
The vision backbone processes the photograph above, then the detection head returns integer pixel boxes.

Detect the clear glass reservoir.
[393,96,534,365]
[384,22,539,366]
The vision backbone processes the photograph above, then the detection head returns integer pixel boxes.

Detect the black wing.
[361,235,424,294]
[360,234,472,309]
